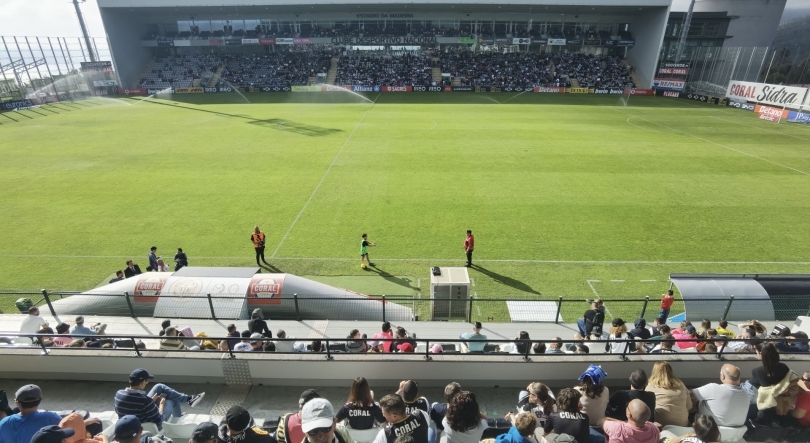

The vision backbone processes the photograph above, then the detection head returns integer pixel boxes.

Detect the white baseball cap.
[301,398,334,433]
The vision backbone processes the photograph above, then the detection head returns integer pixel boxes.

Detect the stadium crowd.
[2,347,809,443]
[134,49,634,90]
[335,52,433,87]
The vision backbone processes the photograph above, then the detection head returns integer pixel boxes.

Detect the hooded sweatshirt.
[495,426,534,443]
[629,319,650,340]
[61,413,98,443]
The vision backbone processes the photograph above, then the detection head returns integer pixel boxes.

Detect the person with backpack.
[277,390,321,443]
[577,302,605,338]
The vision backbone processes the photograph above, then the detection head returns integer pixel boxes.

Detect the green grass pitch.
[1,92,809,321]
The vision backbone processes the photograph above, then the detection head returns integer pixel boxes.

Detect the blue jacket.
[495,427,534,443]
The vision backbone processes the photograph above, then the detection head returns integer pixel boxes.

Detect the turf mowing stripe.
[602,105,810,176]
[270,93,382,258]
[708,115,810,144]
[2,254,809,265]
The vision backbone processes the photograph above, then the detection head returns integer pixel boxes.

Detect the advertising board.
[276,38,294,45]
[726,80,808,110]
[174,87,204,94]
[547,39,566,46]
[534,87,565,93]
[513,38,531,45]
[755,104,790,120]
[413,86,442,92]
[118,88,147,96]
[259,38,275,45]
[352,85,381,92]
[93,80,117,87]
[80,61,113,72]
[242,39,259,45]
[451,86,474,92]
[658,67,689,76]
[382,86,412,92]
[786,111,810,124]
[624,88,655,96]
[291,85,322,92]
[653,78,685,91]
[566,88,590,94]
[594,89,624,95]
[0,99,34,111]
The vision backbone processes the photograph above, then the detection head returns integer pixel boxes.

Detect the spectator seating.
[139,54,220,89]
[335,52,433,86]
[217,49,333,89]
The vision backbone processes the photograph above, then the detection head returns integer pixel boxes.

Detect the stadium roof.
[98,0,671,17]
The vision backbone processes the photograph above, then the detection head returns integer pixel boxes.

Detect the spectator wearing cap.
[605,369,656,423]
[191,422,224,443]
[249,333,265,351]
[301,398,355,443]
[30,425,75,443]
[220,406,273,443]
[70,316,107,337]
[114,368,204,429]
[574,365,609,427]
[113,415,147,443]
[459,322,487,353]
[0,384,62,443]
[159,327,188,351]
[606,319,630,354]
[277,389,321,443]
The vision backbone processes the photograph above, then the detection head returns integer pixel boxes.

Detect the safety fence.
[1,291,808,324]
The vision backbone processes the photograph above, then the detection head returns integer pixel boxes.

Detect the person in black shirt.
[577,302,604,337]
[628,319,651,341]
[336,377,384,430]
[248,309,272,338]
[392,327,416,353]
[373,394,432,443]
[397,380,429,415]
[751,343,793,425]
[430,382,461,431]
[174,248,188,271]
[219,405,273,443]
[606,369,656,423]
[543,388,589,443]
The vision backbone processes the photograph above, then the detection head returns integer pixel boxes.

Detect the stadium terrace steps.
[327,56,339,84]
[134,58,156,88]
[569,78,581,88]
[620,59,642,89]
[431,66,442,83]
[207,65,225,87]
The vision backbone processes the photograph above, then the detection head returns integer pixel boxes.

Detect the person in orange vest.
[251,226,270,267]
[464,230,474,267]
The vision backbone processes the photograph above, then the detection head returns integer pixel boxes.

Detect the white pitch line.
[1,254,810,265]
[270,93,381,258]
[586,280,601,298]
[611,280,626,282]
[602,105,810,176]
[626,116,663,134]
[640,280,657,282]
[709,115,810,144]
[501,90,528,104]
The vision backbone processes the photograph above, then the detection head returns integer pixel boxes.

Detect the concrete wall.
[695,0,787,48]
[627,7,671,88]
[0,347,788,388]
[100,8,152,88]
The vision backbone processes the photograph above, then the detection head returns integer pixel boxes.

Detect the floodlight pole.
[73,0,97,62]
[675,0,695,62]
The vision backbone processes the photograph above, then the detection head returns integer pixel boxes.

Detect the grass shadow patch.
[248,118,342,137]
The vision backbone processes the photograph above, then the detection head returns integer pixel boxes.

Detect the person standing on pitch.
[360,233,376,268]
[252,226,270,267]
[148,246,158,271]
[464,230,474,267]
[174,248,188,271]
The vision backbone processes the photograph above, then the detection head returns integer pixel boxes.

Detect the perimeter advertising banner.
[726,100,756,111]
[0,99,34,112]
[291,85,322,92]
[658,67,689,75]
[276,38,294,45]
[594,89,624,95]
[624,88,654,96]
[513,38,531,45]
[413,86,442,92]
[382,86,412,92]
[566,87,590,94]
[653,78,685,91]
[242,38,259,45]
[726,80,809,110]
[259,38,275,45]
[534,87,565,93]
[118,88,147,96]
[786,111,810,124]
[352,85,381,92]
[175,87,204,94]
[755,104,790,120]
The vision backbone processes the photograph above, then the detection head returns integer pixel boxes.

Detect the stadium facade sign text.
[331,36,437,45]
[242,39,259,45]
[726,80,808,110]
[658,67,689,75]
[356,13,414,18]
[513,38,531,45]
[653,78,685,90]
[80,61,113,72]
[547,39,566,46]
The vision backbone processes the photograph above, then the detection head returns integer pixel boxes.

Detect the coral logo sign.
[726,81,808,109]
[133,274,168,302]
[247,275,285,305]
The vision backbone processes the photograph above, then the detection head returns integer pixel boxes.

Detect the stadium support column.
[675,0,695,62]
[73,0,97,62]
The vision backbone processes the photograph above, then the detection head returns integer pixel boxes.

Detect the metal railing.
[4,332,806,362]
[2,290,809,323]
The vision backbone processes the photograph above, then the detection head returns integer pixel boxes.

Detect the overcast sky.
[0,0,808,37]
